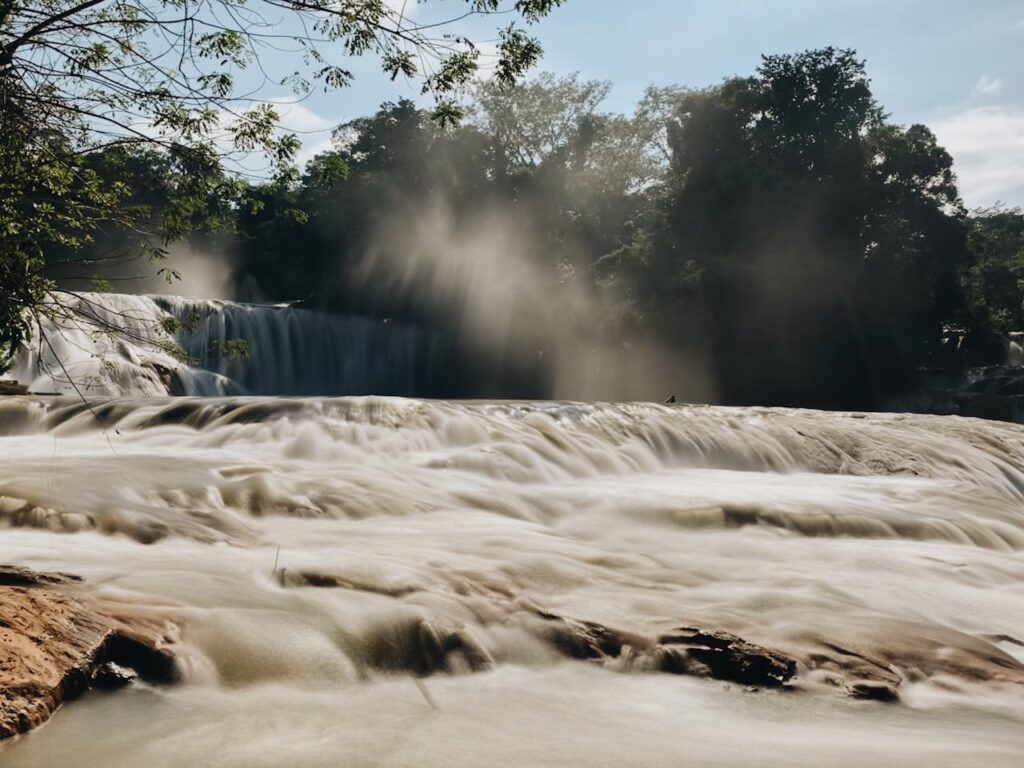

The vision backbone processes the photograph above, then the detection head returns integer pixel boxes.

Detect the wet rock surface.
[848,680,900,702]
[281,575,1024,702]
[89,662,137,690]
[657,627,798,687]
[528,612,797,688]
[0,566,178,739]
[0,382,29,396]
[353,616,494,677]
[801,623,1024,702]
[281,568,418,598]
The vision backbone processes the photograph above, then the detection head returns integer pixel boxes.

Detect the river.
[0,396,1022,766]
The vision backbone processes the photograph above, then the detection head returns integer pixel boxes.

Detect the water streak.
[0,396,1022,765]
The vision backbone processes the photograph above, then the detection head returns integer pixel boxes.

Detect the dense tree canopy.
[612,48,968,407]
[219,56,997,405]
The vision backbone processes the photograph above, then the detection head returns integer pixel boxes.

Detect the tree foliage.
[194,59,996,406]
[962,208,1024,332]
[6,34,1012,407]
[0,0,566,367]
[614,48,968,407]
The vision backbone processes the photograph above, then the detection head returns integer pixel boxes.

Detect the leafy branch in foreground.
[0,0,567,370]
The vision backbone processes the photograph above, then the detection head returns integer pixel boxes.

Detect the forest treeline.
[24,49,1024,406]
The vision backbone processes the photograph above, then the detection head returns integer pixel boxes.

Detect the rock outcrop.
[656,627,797,687]
[528,611,797,688]
[0,566,178,740]
[0,381,28,396]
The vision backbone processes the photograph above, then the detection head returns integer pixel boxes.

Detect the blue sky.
[260,1,1024,207]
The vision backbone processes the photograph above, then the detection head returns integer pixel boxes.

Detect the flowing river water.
[0,395,1022,766]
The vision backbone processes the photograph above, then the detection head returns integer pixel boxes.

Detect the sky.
[257,0,1024,208]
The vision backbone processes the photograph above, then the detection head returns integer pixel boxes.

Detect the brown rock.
[358,617,493,677]
[528,611,638,661]
[848,680,900,702]
[0,566,178,739]
[526,611,797,688]
[657,627,798,687]
[803,625,1024,702]
[0,381,28,396]
[0,578,109,738]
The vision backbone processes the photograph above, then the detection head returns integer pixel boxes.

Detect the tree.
[0,0,567,368]
[962,208,1024,333]
[235,72,659,314]
[468,72,658,280]
[615,48,968,408]
[233,98,493,314]
[471,72,612,173]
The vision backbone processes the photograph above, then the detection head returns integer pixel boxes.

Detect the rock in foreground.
[0,566,177,739]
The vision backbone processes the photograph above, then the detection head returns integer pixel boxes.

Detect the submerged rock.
[0,566,179,739]
[529,611,797,688]
[0,381,28,396]
[848,680,900,702]
[657,627,797,688]
[528,611,638,661]
[90,662,137,690]
[802,623,1024,703]
[356,617,494,677]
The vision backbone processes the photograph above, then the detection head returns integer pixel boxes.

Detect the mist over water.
[39,192,715,403]
[352,200,715,402]
[1,396,1022,766]
[50,241,238,302]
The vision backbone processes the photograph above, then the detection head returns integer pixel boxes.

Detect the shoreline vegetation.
[4,44,1024,409]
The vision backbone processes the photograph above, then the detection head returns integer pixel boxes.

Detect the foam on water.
[0,396,1023,766]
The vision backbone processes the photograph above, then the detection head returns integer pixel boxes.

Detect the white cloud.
[261,98,342,168]
[471,40,501,80]
[265,98,335,134]
[295,136,337,169]
[207,99,340,176]
[932,105,1024,208]
[972,74,1003,97]
[383,0,419,20]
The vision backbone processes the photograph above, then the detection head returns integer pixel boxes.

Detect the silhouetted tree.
[615,48,968,407]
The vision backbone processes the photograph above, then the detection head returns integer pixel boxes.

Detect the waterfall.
[4,298,1024,767]
[1,396,1023,766]
[5,292,451,397]
[1009,336,1024,366]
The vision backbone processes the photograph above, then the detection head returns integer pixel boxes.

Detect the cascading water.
[0,395,1022,767]
[154,295,453,396]
[5,292,451,397]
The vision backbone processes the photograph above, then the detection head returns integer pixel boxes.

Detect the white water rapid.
[0,396,1022,766]
[5,292,449,397]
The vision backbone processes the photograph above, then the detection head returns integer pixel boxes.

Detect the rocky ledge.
[0,381,28,396]
[284,571,800,690]
[529,611,797,688]
[0,566,178,740]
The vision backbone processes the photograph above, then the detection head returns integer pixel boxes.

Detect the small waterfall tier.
[5,292,451,397]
